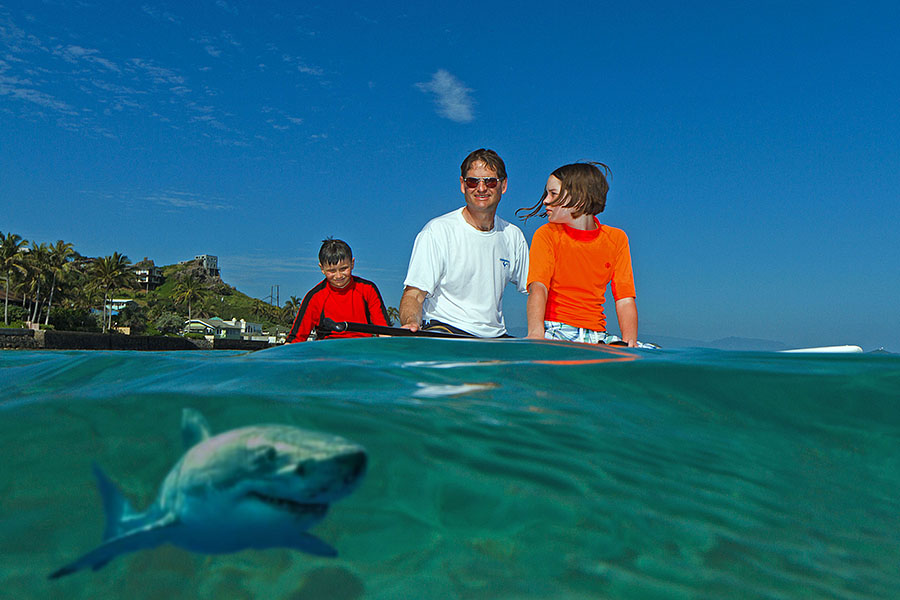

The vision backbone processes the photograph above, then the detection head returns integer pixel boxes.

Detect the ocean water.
[2,339,899,599]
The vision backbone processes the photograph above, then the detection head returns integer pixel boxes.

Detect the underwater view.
[2,339,899,599]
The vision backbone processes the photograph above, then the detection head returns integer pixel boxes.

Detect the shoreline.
[0,328,275,351]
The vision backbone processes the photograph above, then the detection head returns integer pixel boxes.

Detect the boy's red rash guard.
[287,276,390,342]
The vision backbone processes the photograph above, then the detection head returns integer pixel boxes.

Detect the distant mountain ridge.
[638,334,788,351]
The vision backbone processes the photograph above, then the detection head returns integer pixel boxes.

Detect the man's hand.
[399,286,427,332]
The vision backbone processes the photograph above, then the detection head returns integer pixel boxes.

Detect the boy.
[287,238,391,342]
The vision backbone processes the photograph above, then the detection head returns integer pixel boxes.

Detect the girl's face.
[542,175,577,225]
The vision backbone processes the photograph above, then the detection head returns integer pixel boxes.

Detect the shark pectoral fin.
[181,408,212,449]
[290,532,338,557]
[49,512,180,579]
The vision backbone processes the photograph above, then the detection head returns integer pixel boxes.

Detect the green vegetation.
[0,230,296,335]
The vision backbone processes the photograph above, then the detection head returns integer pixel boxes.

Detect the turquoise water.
[2,339,899,599]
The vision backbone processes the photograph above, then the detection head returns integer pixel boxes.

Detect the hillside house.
[183,317,241,340]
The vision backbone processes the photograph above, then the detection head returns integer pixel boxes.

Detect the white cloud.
[0,73,79,114]
[220,31,241,48]
[280,53,323,77]
[52,44,121,72]
[415,69,474,123]
[129,58,185,85]
[222,254,322,274]
[141,5,182,24]
[143,191,232,211]
[215,0,239,15]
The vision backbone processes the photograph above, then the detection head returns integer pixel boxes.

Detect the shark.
[50,408,367,579]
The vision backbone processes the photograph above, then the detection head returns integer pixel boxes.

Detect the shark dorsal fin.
[181,408,212,449]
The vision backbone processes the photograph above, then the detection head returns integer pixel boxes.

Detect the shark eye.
[253,446,278,465]
[295,461,310,476]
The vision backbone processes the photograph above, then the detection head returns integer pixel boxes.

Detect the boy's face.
[320,258,354,289]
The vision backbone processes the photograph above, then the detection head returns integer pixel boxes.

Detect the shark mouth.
[247,491,328,517]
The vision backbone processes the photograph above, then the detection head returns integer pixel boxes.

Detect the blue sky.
[2,1,898,351]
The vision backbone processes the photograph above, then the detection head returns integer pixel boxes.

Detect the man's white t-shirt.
[404,208,529,337]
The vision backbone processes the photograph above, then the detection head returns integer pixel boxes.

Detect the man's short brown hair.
[460,148,507,180]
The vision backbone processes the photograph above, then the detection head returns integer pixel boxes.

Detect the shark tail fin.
[181,407,212,449]
[92,463,137,542]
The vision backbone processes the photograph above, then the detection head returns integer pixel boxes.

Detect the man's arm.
[399,286,427,332]
[526,282,548,339]
[615,297,638,347]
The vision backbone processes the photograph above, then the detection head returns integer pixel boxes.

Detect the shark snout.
[334,450,367,484]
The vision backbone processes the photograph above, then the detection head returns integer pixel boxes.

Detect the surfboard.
[779,345,864,354]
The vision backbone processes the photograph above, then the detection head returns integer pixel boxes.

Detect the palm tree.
[386,306,400,326]
[91,252,134,332]
[44,240,75,325]
[24,242,50,324]
[251,297,275,322]
[281,295,302,325]
[0,232,28,324]
[172,274,206,321]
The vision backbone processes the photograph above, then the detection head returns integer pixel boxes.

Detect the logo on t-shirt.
[499,258,510,268]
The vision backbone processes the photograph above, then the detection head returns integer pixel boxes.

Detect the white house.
[222,318,265,340]
[134,260,163,290]
[106,298,137,315]
[183,317,242,340]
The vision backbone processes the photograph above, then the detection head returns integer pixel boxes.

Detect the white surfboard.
[779,345,864,354]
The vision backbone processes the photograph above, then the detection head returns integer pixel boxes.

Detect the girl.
[517,162,639,346]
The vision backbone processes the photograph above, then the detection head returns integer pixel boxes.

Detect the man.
[399,148,529,337]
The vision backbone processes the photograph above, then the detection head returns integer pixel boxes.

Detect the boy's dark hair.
[516,162,611,222]
[460,148,507,180]
[318,238,353,265]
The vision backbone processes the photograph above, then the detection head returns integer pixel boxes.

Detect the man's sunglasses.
[464,177,502,189]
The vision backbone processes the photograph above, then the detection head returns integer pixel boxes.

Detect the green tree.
[154,311,185,335]
[116,302,148,334]
[251,297,276,322]
[91,252,134,332]
[44,240,75,325]
[23,242,50,324]
[48,306,98,332]
[172,274,207,321]
[281,295,302,326]
[0,232,28,325]
[386,306,400,326]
